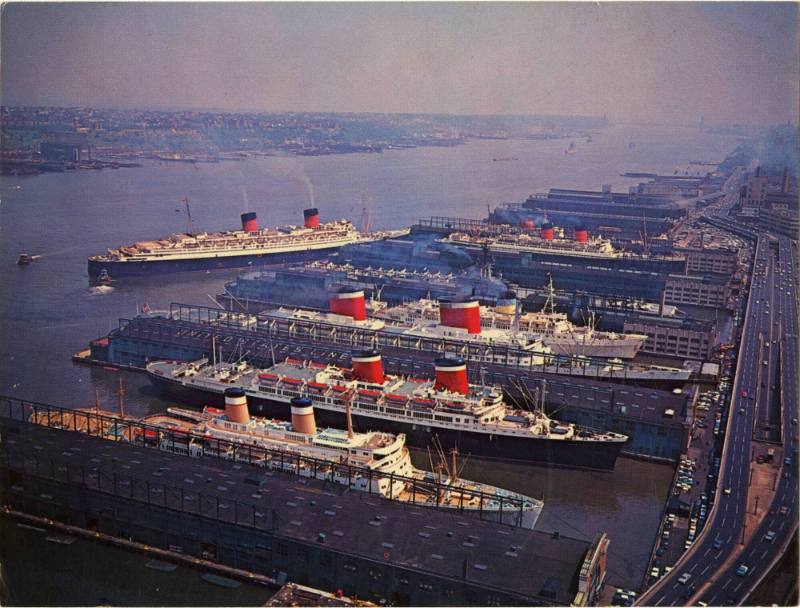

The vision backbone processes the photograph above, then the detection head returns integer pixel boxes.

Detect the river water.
[0,124,738,600]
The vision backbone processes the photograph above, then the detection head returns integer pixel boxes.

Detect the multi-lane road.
[639,232,798,606]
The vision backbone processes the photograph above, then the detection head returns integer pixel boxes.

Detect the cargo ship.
[374,279,648,359]
[87,207,399,280]
[146,352,629,470]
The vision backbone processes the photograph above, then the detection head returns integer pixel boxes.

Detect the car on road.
[678,573,692,585]
[736,564,749,577]
[779,506,789,516]
[741,390,748,398]
[713,539,723,550]
[764,531,777,543]
[723,487,731,495]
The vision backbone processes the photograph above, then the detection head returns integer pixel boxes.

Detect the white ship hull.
[544,335,646,359]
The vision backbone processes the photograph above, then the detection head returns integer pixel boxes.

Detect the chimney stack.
[574,226,589,243]
[224,387,251,424]
[290,396,317,435]
[439,298,481,334]
[241,212,258,232]
[351,349,384,384]
[329,288,367,321]
[434,358,469,395]
[540,222,554,241]
[495,290,517,315]
[303,207,320,228]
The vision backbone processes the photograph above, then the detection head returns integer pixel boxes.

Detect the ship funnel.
[439,298,481,334]
[352,349,384,384]
[434,357,469,395]
[574,226,589,243]
[520,219,535,232]
[224,387,251,425]
[495,290,517,315]
[290,396,317,435]
[330,288,367,321]
[540,222,554,241]
[303,207,320,229]
[241,212,258,232]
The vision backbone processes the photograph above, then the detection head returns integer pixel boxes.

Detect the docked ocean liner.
[26,391,541,528]
[87,207,396,280]
[375,278,648,359]
[147,352,629,470]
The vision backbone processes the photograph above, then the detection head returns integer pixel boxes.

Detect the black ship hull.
[87,246,343,279]
[149,373,626,471]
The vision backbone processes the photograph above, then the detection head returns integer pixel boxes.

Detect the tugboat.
[17,253,40,265]
[95,269,113,286]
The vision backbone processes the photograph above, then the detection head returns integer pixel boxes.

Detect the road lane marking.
[701,565,711,575]
[722,579,731,590]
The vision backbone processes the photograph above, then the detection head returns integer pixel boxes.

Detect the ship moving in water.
[88,206,403,280]
[147,351,628,471]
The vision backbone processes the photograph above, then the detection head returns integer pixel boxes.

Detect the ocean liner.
[135,389,543,528]
[87,207,399,280]
[147,352,629,470]
[375,278,648,359]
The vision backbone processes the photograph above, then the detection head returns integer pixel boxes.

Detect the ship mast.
[543,273,557,316]
[183,196,194,235]
[118,377,125,419]
[345,390,354,440]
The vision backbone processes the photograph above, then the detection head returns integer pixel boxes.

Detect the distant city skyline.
[2,2,798,125]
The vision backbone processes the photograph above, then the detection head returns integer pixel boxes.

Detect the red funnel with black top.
[434,357,469,395]
[241,212,258,232]
[439,298,481,334]
[329,288,367,321]
[351,349,384,384]
[303,208,320,228]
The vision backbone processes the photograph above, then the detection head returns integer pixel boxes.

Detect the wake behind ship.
[87,207,390,280]
[147,350,628,471]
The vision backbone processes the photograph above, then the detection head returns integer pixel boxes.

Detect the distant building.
[739,168,769,217]
[39,141,91,163]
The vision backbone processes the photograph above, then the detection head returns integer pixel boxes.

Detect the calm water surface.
[0,124,736,597]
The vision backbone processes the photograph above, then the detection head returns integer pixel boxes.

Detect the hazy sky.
[2,2,798,124]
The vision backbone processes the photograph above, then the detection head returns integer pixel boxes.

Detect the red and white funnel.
[439,298,481,334]
[351,349,384,384]
[330,288,367,321]
[290,396,317,435]
[241,212,258,232]
[540,222,554,241]
[574,226,589,243]
[303,208,320,229]
[224,387,251,425]
[434,357,469,395]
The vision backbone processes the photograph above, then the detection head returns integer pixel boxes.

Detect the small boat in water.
[96,268,114,285]
[17,252,41,265]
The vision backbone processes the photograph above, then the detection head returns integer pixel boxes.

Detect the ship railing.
[0,395,533,528]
